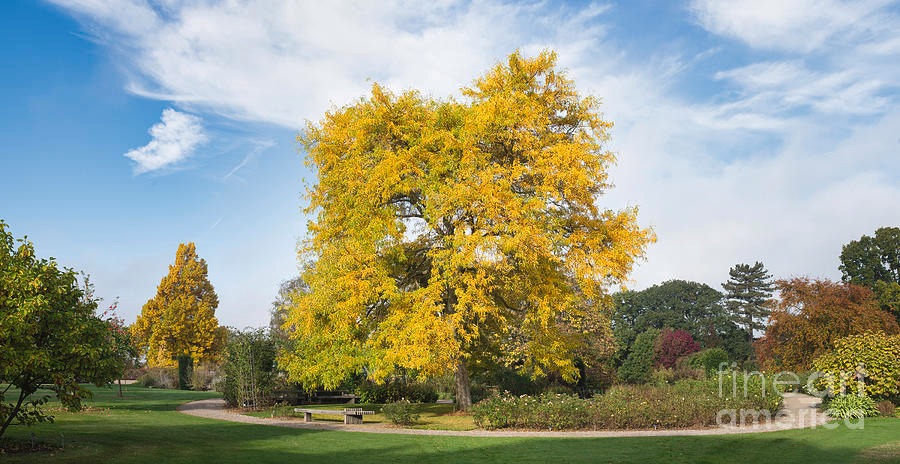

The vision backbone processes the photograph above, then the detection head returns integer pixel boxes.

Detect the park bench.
[294,407,375,424]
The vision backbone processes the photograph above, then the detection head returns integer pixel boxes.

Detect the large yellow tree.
[133,243,222,367]
[281,51,654,409]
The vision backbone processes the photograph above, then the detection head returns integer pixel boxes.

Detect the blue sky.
[2,0,898,329]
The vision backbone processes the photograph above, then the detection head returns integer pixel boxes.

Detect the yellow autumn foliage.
[813,331,900,399]
[281,50,654,397]
[132,243,222,367]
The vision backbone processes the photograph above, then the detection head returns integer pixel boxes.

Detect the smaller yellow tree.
[133,243,222,366]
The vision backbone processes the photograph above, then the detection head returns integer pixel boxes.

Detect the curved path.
[177,392,828,437]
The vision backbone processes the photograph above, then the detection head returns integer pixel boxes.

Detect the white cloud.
[50,0,610,128]
[687,1,900,134]
[124,108,207,174]
[688,0,895,53]
[49,0,900,327]
[602,87,900,291]
[711,60,890,117]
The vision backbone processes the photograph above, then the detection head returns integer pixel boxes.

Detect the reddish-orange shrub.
[755,278,899,371]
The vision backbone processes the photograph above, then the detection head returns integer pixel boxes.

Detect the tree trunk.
[118,378,123,398]
[0,385,30,439]
[748,316,754,345]
[454,359,472,411]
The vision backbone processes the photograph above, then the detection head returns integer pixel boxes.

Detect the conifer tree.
[722,261,774,344]
[133,243,221,367]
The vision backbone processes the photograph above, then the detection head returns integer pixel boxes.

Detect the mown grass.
[245,402,477,431]
[1,385,898,463]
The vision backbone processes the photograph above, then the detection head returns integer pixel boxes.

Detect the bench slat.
[294,408,374,415]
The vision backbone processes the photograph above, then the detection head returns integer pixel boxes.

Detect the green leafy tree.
[132,243,223,367]
[269,276,308,350]
[618,329,660,384]
[722,262,774,344]
[839,227,900,321]
[96,294,139,397]
[611,280,746,359]
[0,221,121,439]
[281,51,654,410]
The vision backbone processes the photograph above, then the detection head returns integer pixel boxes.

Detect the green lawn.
[246,402,477,431]
[1,385,898,463]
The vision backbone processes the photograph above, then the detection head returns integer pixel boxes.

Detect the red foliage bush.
[654,328,700,369]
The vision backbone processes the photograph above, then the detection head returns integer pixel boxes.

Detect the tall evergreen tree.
[722,261,774,344]
[132,243,222,367]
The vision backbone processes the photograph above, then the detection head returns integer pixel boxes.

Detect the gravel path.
[176,392,828,437]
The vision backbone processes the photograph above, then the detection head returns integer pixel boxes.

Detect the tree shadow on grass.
[4,416,898,464]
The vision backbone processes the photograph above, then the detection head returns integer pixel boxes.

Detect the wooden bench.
[294,407,375,424]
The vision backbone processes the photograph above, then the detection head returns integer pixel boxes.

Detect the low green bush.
[685,348,730,375]
[650,365,705,386]
[824,394,879,419]
[381,399,421,425]
[471,392,592,430]
[472,374,783,430]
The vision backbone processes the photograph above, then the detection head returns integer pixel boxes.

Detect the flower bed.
[472,375,782,430]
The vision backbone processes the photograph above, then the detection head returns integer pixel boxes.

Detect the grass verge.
[1,385,898,464]
[244,402,477,431]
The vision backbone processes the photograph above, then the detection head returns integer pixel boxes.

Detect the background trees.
[132,243,223,367]
[754,278,899,371]
[0,221,121,439]
[611,280,749,361]
[840,226,900,321]
[281,51,653,409]
[722,261,774,344]
[269,276,307,350]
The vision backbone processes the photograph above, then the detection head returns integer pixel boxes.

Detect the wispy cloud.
[688,0,895,53]
[209,216,224,232]
[223,139,275,182]
[49,0,610,128]
[124,108,207,174]
[687,0,899,133]
[50,0,900,313]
